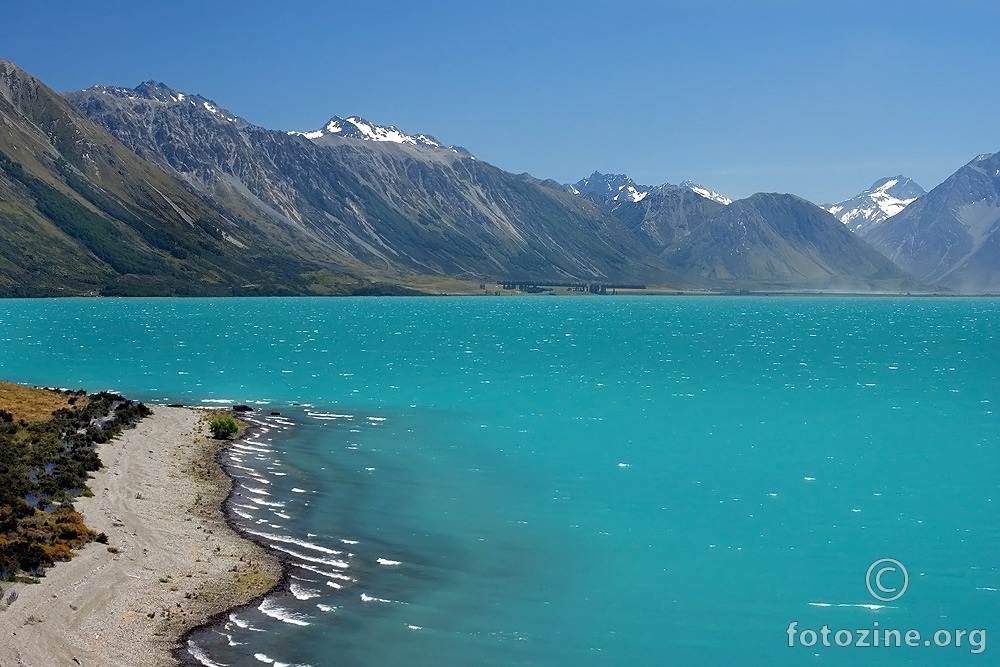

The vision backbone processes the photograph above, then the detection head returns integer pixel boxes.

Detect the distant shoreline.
[1,289,999,299]
[0,406,282,667]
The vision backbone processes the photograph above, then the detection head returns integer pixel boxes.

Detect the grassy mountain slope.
[666,193,914,290]
[0,61,368,296]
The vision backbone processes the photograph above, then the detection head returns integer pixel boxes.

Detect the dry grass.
[0,381,72,422]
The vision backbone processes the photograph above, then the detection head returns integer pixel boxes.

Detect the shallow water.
[1,296,997,665]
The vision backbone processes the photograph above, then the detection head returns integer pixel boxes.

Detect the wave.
[187,639,230,667]
[253,652,311,667]
[297,563,355,582]
[808,602,890,610]
[248,497,286,508]
[290,581,322,601]
[226,612,266,634]
[258,598,311,627]
[242,530,343,556]
[306,411,354,419]
[232,443,274,454]
[268,544,349,569]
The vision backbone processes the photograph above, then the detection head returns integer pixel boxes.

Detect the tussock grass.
[0,382,71,422]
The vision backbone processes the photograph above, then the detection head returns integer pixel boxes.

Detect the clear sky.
[4,0,999,204]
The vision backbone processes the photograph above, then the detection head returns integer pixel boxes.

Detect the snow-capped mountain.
[570,172,650,202]
[825,176,925,234]
[289,115,472,155]
[82,82,243,123]
[865,154,1000,290]
[680,180,732,205]
[570,172,732,206]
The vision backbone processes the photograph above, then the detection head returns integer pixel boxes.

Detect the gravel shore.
[0,406,282,666]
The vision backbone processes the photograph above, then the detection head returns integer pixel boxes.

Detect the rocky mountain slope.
[592,183,726,255]
[864,153,1000,290]
[0,61,368,296]
[67,82,665,285]
[825,176,925,234]
[570,172,650,203]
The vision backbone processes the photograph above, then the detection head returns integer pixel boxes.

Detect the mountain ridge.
[66,75,671,286]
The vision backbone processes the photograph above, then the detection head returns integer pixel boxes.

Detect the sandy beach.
[0,406,283,667]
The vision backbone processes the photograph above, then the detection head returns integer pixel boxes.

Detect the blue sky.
[4,0,999,203]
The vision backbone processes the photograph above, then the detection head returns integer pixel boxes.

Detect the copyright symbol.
[866,558,908,602]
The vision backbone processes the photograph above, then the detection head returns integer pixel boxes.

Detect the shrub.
[208,415,239,439]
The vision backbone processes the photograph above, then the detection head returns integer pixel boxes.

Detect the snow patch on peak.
[571,172,649,202]
[680,181,732,205]
[825,175,925,234]
[289,116,449,151]
[626,187,648,203]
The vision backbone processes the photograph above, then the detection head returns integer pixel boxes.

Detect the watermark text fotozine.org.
[786,558,986,654]
[786,621,986,653]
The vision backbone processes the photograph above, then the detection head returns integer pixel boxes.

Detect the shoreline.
[0,406,283,667]
[172,411,297,667]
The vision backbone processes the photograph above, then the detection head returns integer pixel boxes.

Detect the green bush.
[208,415,239,439]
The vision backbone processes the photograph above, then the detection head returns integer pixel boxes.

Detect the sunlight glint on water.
[0,296,996,666]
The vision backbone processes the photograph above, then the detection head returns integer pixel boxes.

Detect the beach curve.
[0,406,283,666]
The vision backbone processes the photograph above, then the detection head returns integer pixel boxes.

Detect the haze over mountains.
[0,59,997,295]
[864,153,1000,290]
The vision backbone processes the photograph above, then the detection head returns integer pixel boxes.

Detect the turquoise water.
[1,297,997,666]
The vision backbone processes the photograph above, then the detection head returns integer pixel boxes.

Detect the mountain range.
[0,59,996,295]
[64,79,663,288]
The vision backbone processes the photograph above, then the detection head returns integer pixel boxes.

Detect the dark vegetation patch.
[0,386,151,579]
